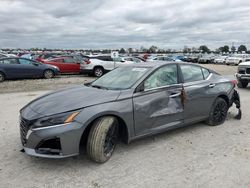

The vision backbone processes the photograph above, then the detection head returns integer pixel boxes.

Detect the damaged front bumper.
[20,121,84,158]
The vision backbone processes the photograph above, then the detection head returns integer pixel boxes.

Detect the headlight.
[33,111,80,128]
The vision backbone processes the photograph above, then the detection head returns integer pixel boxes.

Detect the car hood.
[228,57,241,60]
[21,86,121,119]
[239,62,250,66]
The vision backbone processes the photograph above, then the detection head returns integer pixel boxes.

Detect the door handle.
[170,92,181,98]
[209,83,215,88]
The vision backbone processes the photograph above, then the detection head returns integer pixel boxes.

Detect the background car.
[43,56,86,73]
[0,57,59,82]
[80,55,138,77]
[236,61,250,88]
[213,55,228,64]
[226,54,250,65]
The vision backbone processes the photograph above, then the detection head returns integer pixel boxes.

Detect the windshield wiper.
[91,85,109,90]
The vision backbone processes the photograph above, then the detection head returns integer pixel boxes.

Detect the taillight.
[86,60,91,64]
[230,79,237,86]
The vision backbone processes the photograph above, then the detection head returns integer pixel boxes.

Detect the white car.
[80,56,138,77]
[226,54,250,65]
[235,61,250,88]
[214,56,228,64]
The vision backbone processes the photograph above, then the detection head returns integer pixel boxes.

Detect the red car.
[43,56,82,73]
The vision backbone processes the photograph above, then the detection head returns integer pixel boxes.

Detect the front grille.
[238,70,245,74]
[20,117,31,145]
[246,68,250,74]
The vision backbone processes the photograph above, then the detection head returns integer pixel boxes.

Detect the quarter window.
[144,64,178,90]
[180,65,204,82]
[202,68,210,79]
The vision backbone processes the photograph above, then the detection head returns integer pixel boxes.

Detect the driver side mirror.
[33,62,39,66]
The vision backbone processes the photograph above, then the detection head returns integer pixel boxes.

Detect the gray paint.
[20,62,238,158]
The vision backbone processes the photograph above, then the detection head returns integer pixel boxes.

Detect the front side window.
[180,65,204,82]
[91,67,149,90]
[144,64,178,90]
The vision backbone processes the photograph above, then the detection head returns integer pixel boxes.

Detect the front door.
[133,64,184,136]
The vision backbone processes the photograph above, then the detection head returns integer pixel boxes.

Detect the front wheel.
[207,98,228,126]
[87,116,118,163]
[43,70,54,79]
[0,72,5,82]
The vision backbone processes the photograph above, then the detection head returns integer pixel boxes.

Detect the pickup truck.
[80,56,137,77]
[235,61,250,88]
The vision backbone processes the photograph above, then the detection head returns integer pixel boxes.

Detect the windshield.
[91,67,149,90]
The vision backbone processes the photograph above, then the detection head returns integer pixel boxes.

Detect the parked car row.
[183,54,250,66]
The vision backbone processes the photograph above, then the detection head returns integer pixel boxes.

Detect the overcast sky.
[0,0,250,49]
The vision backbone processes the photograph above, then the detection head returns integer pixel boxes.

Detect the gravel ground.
[0,64,237,93]
[1,64,249,188]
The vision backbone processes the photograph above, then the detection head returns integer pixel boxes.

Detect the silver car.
[20,62,241,163]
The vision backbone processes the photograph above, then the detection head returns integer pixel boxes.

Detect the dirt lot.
[0,64,249,188]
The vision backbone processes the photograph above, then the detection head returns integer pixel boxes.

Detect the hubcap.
[45,71,53,78]
[104,124,117,157]
[95,69,103,77]
[213,102,227,123]
[0,74,3,81]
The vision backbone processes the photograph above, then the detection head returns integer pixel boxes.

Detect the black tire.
[93,67,104,77]
[207,98,228,126]
[237,80,248,88]
[0,72,5,82]
[43,69,54,79]
[87,116,118,163]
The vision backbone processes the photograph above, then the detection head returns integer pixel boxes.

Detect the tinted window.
[144,64,178,90]
[202,68,210,79]
[180,65,204,82]
[19,59,33,65]
[1,59,18,64]
[94,56,113,61]
[64,58,75,63]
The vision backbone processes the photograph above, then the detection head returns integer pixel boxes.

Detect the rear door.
[63,57,80,73]
[0,58,24,78]
[179,64,215,123]
[133,64,184,136]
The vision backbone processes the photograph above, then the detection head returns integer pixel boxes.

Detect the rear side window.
[202,68,210,79]
[1,59,18,64]
[64,58,75,63]
[180,65,204,82]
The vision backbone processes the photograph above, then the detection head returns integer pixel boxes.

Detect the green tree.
[223,45,230,53]
[119,48,126,54]
[238,45,247,53]
[199,45,210,53]
[149,45,158,53]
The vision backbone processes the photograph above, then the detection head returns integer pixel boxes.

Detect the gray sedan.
[20,62,241,163]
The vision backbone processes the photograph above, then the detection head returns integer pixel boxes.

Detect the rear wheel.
[93,67,104,77]
[0,72,5,82]
[207,98,228,126]
[43,70,54,79]
[87,116,118,163]
[237,80,248,88]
